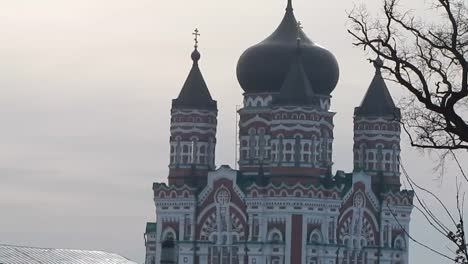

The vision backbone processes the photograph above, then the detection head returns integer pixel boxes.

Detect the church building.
[146,1,414,263]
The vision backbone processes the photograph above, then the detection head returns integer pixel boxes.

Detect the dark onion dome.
[354,57,401,118]
[236,0,339,95]
[274,43,316,105]
[172,48,217,110]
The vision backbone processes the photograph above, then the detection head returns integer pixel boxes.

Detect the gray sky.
[0,0,467,263]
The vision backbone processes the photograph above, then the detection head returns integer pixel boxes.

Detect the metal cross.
[193,28,201,49]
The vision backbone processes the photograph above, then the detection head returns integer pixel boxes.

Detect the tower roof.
[236,0,339,95]
[355,58,400,118]
[172,48,217,110]
[274,44,315,106]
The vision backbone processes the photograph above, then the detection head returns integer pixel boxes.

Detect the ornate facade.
[146,1,414,263]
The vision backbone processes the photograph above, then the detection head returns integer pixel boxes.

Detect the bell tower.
[168,29,218,187]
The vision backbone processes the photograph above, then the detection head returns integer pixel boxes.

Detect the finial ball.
[373,56,384,69]
[191,49,201,63]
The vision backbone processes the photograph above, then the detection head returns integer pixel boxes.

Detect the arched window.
[394,236,406,250]
[268,229,283,243]
[309,231,322,244]
[251,190,258,198]
[161,229,177,264]
[368,152,374,160]
[385,153,391,161]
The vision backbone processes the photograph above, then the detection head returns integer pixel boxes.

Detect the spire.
[355,57,400,118]
[264,0,313,45]
[172,29,217,110]
[286,0,293,11]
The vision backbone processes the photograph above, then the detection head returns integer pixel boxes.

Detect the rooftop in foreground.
[0,244,137,264]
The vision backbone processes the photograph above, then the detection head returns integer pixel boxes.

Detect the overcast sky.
[0,0,467,263]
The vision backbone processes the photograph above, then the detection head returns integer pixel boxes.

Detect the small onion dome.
[236,1,339,95]
[191,48,201,63]
[172,48,217,110]
[354,57,400,118]
[373,55,384,70]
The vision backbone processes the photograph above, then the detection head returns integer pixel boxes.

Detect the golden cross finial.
[192,28,201,49]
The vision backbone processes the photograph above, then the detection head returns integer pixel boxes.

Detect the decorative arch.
[161,227,177,241]
[267,228,283,243]
[280,190,288,197]
[251,190,259,198]
[338,210,378,246]
[393,234,406,250]
[309,229,323,244]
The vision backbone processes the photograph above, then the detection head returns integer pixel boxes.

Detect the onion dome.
[274,43,316,105]
[354,57,400,118]
[236,0,339,95]
[172,48,217,110]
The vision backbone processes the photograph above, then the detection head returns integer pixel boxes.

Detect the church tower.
[236,0,339,182]
[353,57,402,191]
[168,33,218,187]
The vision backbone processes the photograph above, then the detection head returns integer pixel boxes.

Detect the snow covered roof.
[0,245,137,264]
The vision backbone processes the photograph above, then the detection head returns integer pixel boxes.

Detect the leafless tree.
[348,0,468,262]
[394,153,468,263]
[348,0,468,150]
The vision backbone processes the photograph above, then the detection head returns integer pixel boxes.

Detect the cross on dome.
[192,28,201,49]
